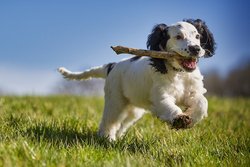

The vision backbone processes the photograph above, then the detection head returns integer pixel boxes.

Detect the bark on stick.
[111,45,180,60]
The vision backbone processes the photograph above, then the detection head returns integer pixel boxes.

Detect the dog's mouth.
[180,58,197,71]
[172,51,198,72]
[173,56,198,72]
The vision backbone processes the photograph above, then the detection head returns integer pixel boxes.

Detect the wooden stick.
[111,45,180,60]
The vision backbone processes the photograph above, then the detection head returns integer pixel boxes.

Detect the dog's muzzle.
[188,45,201,56]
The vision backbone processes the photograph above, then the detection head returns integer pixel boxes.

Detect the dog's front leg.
[150,94,192,129]
[184,94,208,126]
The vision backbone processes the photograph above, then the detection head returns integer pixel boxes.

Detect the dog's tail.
[58,63,116,80]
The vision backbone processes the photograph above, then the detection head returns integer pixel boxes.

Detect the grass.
[0,96,249,167]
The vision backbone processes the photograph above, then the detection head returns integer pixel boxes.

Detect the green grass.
[0,96,249,167]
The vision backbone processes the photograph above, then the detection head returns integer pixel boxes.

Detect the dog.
[58,19,215,141]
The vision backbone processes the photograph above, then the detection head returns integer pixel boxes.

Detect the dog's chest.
[161,71,205,103]
[164,74,187,101]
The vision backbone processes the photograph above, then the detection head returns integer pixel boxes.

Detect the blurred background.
[0,0,249,97]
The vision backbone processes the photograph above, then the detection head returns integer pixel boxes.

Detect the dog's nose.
[188,45,200,55]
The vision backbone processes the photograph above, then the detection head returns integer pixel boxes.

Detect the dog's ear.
[184,19,216,57]
[147,24,169,51]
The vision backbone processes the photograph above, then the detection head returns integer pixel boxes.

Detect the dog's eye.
[176,35,183,40]
[196,34,200,39]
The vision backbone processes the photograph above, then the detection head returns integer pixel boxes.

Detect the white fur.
[58,21,209,141]
[168,22,205,56]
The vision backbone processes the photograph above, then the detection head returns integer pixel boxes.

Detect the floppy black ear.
[184,19,216,57]
[147,24,169,51]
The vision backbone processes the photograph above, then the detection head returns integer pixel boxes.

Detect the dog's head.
[147,19,215,72]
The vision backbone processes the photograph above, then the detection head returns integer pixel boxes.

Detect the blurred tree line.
[55,60,250,97]
[54,79,104,96]
[204,60,250,97]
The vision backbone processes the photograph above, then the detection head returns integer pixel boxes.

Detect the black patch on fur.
[184,19,216,57]
[147,24,169,51]
[147,24,170,74]
[106,63,116,75]
[130,56,141,62]
[149,58,168,74]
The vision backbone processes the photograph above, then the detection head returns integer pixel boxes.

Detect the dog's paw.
[172,115,192,130]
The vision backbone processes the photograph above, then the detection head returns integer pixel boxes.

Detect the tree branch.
[111,45,180,60]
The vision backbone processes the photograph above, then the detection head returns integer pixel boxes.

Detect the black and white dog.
[58,19,215,141]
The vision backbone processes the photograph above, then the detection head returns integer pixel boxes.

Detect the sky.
[0,0,250,95]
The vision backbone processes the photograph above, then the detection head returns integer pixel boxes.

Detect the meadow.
[0,96,249,167]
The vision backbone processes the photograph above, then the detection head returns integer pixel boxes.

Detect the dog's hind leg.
[116,107,145,138]
[98,86,129,141]
[98,103,128,141]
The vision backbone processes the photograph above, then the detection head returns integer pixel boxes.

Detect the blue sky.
[0,0,250,94]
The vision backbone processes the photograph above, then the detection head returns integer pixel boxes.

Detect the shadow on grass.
[4,114,151,154]
[24,123,151,154]
[4,115,185,165]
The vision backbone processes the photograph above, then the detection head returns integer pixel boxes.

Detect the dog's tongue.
[182,59,197,70]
